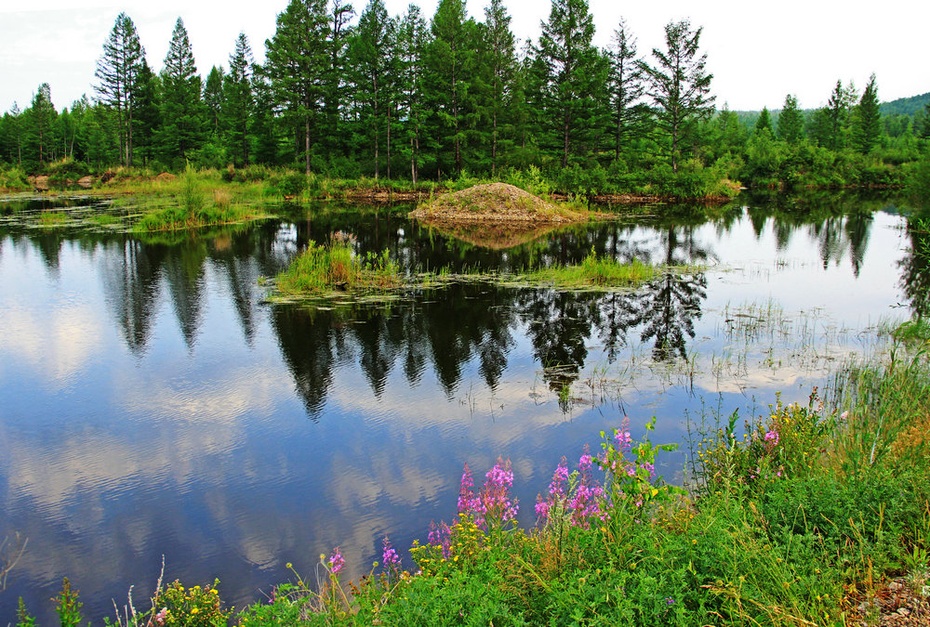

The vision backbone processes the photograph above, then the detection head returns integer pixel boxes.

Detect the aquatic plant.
[273,237,402,297]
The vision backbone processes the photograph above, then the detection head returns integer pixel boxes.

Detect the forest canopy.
[1,0,929,196]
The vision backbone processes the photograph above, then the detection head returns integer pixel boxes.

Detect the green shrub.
[0,166,29,191]
[153,579,232,627]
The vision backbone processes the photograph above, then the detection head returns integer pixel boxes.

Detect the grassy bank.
[1,161,741,206]
[13,326,929,627]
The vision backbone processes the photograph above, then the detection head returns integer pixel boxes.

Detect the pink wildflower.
[457,463,478,515]
[381,536,400,569]
[427,521,451,559]
[569,448,605,527]
[615,417,633,453]
[535,458,569,523]
[480,458,518,526]
[328,547,345,575]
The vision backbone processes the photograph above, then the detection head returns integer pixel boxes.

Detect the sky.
[1,0,928,116]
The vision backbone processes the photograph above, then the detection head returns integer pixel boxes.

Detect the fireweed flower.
[535,457,569,523]
[457,463,481,517]
[615,417,633,453]
[328,547,345,575]
[480,458,518,527]
[569,448,605,527]
[382,536,400,569]
[427,521,452,559]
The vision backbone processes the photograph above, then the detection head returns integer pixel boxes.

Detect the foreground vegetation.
[13,323,930,626]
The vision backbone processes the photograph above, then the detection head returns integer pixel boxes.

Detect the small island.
[409,182,602,249]
[409,182,588,225]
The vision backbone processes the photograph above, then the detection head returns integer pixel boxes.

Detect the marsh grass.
[274,237,402,298]
[519,250,668,290]
[271,247,677,305]
[37,211,68,227]
[130,167,269,232]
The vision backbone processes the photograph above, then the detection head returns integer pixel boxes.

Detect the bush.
[0,166,29,191]
[906,157,930,209]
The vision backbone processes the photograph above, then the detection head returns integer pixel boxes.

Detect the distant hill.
[729,92,928,123]
[880,92,930,116]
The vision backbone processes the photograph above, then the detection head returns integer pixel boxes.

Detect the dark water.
[0,193,922,623]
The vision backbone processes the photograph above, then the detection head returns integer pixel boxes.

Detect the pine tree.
[606,17,645,164]
[26,83,58,167]
[2,103,24,166]
[819,79,857,150]
[854,73,881,154]
[264,0,331,173]
[94,12,145,166]
[481,0,517,174]
[222,33,255,166]
[755,107,773,135]
[323,0,355,159]
[536,0,609,168]
[777,94,803,144]
[395,4,429,183]
[423,0,476,177]
[203,66,224,137]
[131,59,160,166]
[158,18,206,165]
[349,0,394,178]
[641,19,715,172]
[250,71,280,165]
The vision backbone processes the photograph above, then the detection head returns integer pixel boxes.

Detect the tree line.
[1,0,928,193]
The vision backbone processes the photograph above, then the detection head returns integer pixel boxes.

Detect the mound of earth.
[410,183,586,224]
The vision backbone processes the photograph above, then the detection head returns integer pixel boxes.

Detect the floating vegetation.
[519,251,664,290]
[267,244,691,307]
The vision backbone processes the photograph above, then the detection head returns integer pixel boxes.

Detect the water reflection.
[0,192,916,624]
[899,217,930,319]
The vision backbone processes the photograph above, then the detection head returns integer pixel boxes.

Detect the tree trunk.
[386,104,392,181]
[562,113,570,169]
[492,110,498,175]
[373,77,380,179]
[305,117,311,174]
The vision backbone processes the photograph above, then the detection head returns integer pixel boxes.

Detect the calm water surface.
[0,193,921,622]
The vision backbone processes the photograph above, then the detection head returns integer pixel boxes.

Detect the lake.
[0,191,921,623]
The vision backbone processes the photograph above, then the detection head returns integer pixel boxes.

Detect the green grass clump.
[523,249,663,290]
[0,166,30,192]
[37,211,69,227]
[275,238,402,297]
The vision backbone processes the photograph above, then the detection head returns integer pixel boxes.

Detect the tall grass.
[131,166,267,232]
[275,237,402,296]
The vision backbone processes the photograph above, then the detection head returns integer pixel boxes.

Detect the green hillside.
[880,92,930,116]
